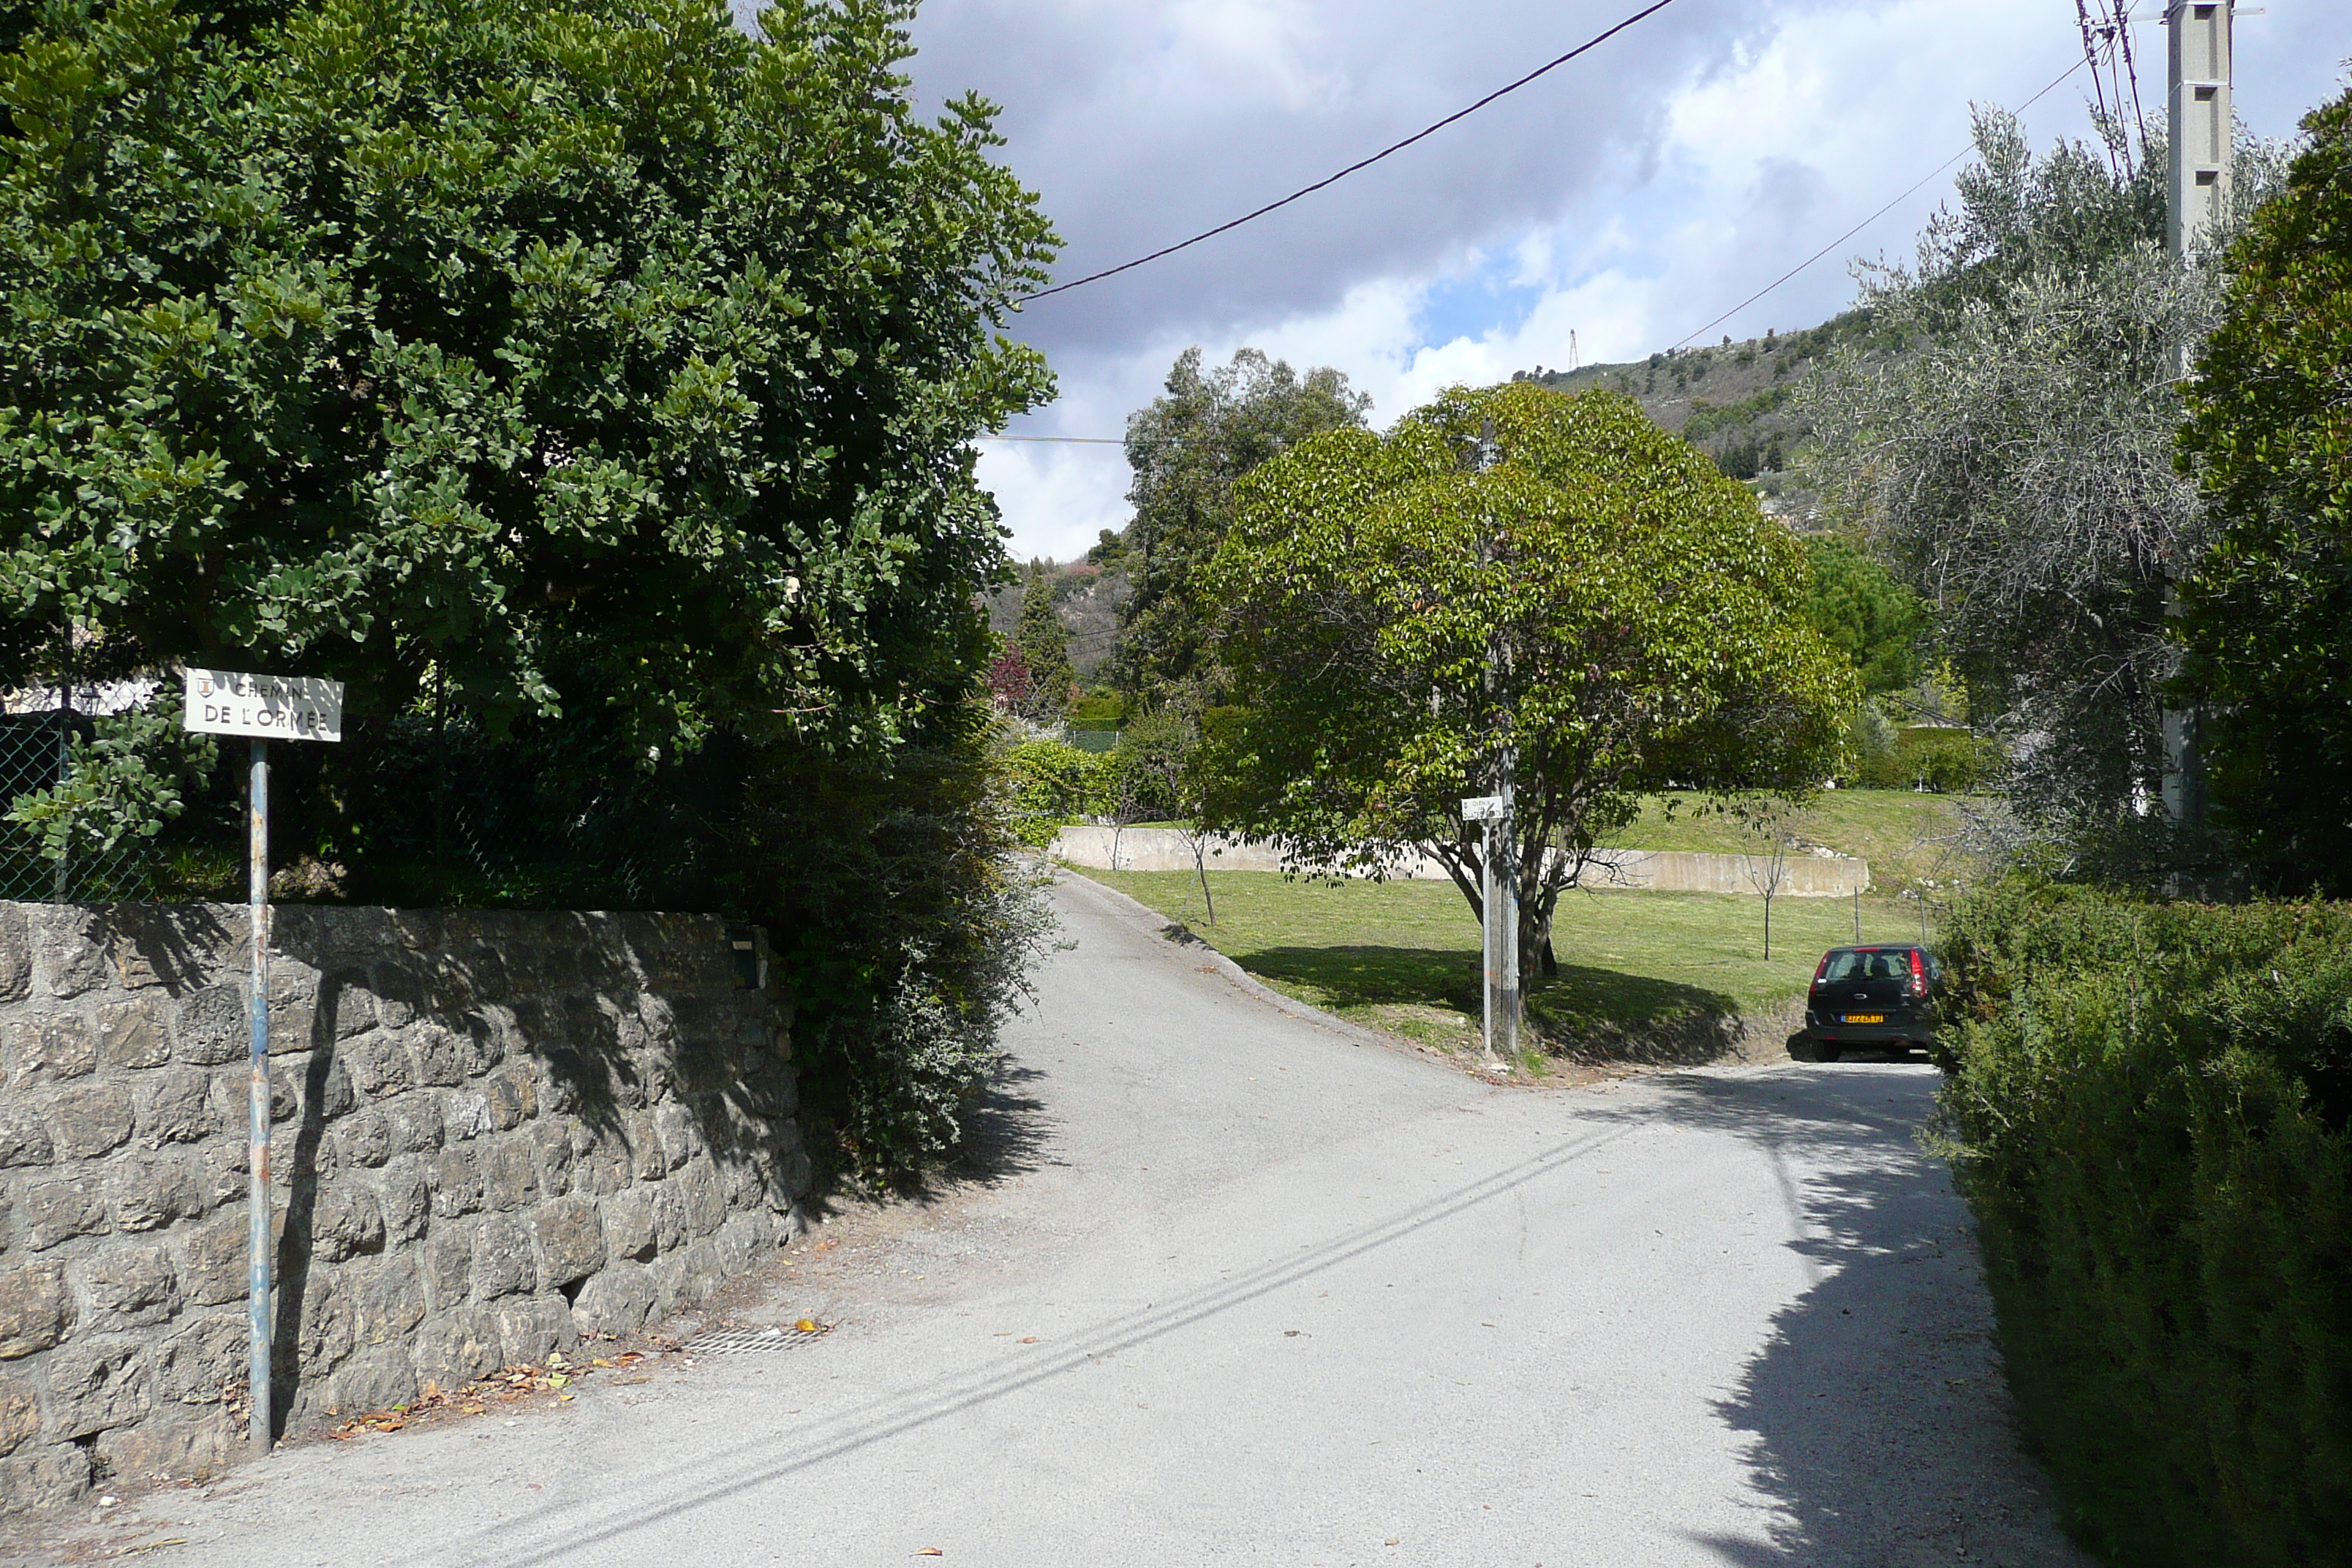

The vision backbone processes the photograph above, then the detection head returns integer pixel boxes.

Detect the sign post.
[183,669,343,1458]
[1462,791,1517,1068]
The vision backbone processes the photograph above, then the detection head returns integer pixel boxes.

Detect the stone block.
[327,980,377,1040]
[483,1139,539,1213]
[602,1191,657,1263]
[265,960,320,1052]
[2,1013,95,1086]
[441,1090,493,1143]
[0,907,28,1004]
[199,1143,249,1212]
[529,1196,604,1289]
[408,1024,467,1088]
[342,1030,412,1099]
[266,1061,298,1123]
[420,1226,473,1312]
[338,1109,392,1168]
[94,1409,235,1485]
[22,1177,109,1252]
[75,1243,180,1330]
[627,1115,667,1183]
[481,1067,533,1133]
[470,1216,536,1300]
[347,1256,425,1348]
[110,1157,204,1234]
[41,1336,150,1439]
[568,1126,631,1199]
[0,1373,37,1457]
[385,1095,443,1155]
[313,1052,357,1120]
[569,1263,657,1338]
[173,985,246,1066]
[97,996,171,1070]
[365,968,418,1031]
[43,1082,135,1158]
[653,1101,701,1169]
[149,1312,244,1406]
[308,1180,385,1264]
[494,1294,576,1367]
[0,1444,90,1512]
[428,1145,483,1218]
[0,1107,53,1170]
[531,1118,573,1196]
[456,1011,506,1076]
[410,1307,502,1390]
[135,1068,219,1146]
[176,1216,246,1308]
[376,1159,430,1243]
[715,1213,775,1278]
[29,906,110,999]
[323,1346,415,1417]
[676,1160,726,1240]
[652,1239,721,1314]
[294,1267,353,1373]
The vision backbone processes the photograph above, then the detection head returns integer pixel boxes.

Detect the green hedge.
[1938,881,2352,1565]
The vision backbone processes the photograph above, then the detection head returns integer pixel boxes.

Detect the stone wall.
[0,900,810,1512]
[1049,826,1872,897]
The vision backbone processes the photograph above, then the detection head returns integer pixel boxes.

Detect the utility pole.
[2160,0,2231,829]
[1463,419,1520,1071]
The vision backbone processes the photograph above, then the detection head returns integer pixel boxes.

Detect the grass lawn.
[1085,867,1929,1066]
[1604,789,1979,891]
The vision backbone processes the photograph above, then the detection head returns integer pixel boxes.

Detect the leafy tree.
[1107,347,1370,709]
[1802,108,2280,845]
[1009,567,1075,723]
[1801,534,1923,696]
[1202,382,1853,984]
[0,0,1055,860]
[2177,83,2352,894]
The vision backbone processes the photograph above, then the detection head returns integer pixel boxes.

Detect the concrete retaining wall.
[0,901,810,1512]
[1049,826,1870,897]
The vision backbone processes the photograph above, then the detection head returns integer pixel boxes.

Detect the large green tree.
[1008,565,1074,723]
[2178,83,2352,894]
[1802,109,2280,845]
[1106,346,1369,709]
[1202,382,1853,982]
[0,0,1054,820]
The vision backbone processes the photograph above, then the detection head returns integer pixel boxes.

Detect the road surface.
[20,873,2088,1567]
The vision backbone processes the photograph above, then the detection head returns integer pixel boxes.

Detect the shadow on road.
[1599,1068,2087,1567]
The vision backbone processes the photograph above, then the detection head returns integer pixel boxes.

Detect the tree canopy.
[0,0,1055,771]
[1008,567,1074,723]
[2178,82,2352,894]
[1202,381,1853,980]
[1105,347,1369,709]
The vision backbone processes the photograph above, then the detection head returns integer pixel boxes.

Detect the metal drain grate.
[683,1324,832,1355]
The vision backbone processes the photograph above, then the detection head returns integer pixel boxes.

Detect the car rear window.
[1823,949,1913,981]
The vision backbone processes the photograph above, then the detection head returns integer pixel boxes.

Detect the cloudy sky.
[896,1,2350,562]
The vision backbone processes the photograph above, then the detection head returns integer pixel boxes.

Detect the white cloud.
[922,0,2352,559]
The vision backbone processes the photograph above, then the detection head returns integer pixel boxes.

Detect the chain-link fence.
[0,708,178,902]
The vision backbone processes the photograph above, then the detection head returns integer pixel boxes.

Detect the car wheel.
[1787,1036,1823,1063]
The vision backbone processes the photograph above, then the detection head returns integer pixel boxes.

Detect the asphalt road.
[30,874,2089,1567]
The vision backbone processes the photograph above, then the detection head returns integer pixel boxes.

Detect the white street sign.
[1461,794,1506,822]
[182,668,344,742]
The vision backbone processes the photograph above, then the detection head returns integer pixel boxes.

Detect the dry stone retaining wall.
[0,900,810,1513]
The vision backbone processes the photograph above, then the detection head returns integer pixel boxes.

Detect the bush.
[1850,723,1999,791]
[1937,880,2352,1566]
[1003,738,1114,846]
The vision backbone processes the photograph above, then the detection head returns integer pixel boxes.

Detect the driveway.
[18,873,2089,1567]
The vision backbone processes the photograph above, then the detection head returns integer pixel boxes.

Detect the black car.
[1787,944,1942,1060]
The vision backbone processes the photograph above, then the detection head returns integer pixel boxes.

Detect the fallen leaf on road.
[796,1319,818,1333]
[914,1550,944,1558]
[1017,1337,1038,1344]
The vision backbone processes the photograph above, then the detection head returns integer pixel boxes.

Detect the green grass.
[1604,788,1978,891]
[1088,867,1929,1063]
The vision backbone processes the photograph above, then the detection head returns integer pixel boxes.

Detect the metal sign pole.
[181,667,344,1461]
[245,737,271,1455]
[1496,747,1519,1064]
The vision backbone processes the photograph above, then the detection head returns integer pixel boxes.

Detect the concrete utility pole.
[2160,0,2231,829]
[1465,420,1520,1070]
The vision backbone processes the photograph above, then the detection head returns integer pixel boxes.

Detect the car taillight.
[1810,954,1831,992]
[1907,949,1927,998]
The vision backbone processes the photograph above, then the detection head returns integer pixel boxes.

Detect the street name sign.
[183,668,344,742]
[1461,794,1507,822]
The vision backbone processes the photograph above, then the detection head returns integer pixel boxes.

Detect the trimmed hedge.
[1938,881,2352,1566]
[1003,738,1114,848]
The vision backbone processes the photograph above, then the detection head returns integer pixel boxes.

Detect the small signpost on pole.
[182,668,343,1458]
[1463,791,1518,1068]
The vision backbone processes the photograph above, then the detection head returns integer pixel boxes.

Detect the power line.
[1667,53,2087,350]
[1014,0,1686,305]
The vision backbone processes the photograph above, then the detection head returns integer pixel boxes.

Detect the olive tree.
[1201,382,1853,982]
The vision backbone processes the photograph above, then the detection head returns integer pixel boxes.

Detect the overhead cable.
[1014,0,1685,304]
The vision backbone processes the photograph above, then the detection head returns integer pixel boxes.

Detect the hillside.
[1514,309,1890,522]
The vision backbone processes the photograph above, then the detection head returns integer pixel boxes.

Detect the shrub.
[1937,880,2352,1566]
[1003,738,1114,846]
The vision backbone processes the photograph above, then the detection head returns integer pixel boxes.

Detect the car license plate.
[1842,1013,1885,1025]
